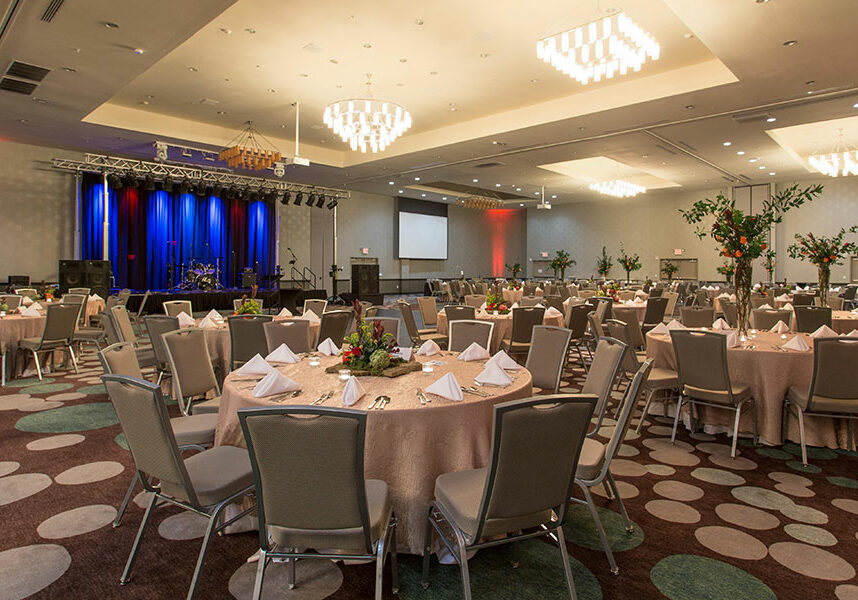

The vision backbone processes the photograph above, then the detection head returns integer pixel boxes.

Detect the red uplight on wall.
[486,209,517,277]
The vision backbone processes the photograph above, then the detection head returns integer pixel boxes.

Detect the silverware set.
[416,388,431,406]
[311,390,335,405]
[368,395,391,410]
[460,385,490,397]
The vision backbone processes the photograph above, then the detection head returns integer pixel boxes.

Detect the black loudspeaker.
[351,264,379,296]
[241,270,258,288]
[59,260,112,297]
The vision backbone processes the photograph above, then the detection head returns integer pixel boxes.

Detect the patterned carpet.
[1,349,857,600]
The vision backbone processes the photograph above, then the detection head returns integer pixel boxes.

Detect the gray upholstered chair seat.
[171,414,218,447]
[160,445,253,506]
[646,367,679,389]
[19,337,66,351]
[74,327,105,341]
[134,348,157,368]
[433,467,551,541]
[787,386,858,413]
[684,382,750,405]
[575,437,606,480]
[270,479,391,550]
[191,397,221,415]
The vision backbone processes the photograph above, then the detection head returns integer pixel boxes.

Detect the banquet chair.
[566,304,593,370]
[474,282,488,294]
[117,289,132,307]
[130,290,151,334]
[110,306,156,368]
[649,287,664,298]
[519,295,540,307]
[720,300,739,328]
[574,360,652,574]
[228,314,273,370]
[363,317,400,342]
[750,294,770,310]
[68,287,91,295]
[15,288,38,299]
[604,320,644,384]
[102,374,255,600]
[612,306,646,351]
[16,303,80,380]
[500,306,545,356]
[416,296,439,332]
[558,286,571,301]
[794,306,832,333]
[842,285,858,310]
[462,281,474,296]
[661,292,678,319]
[239,406,398,600]
[421,394,596,600]
[448,320,494,352]
[365,305,383,318]
[543,295,564,313]
[444,305,475,323]
[99,343,218,527]
[0,294,23,310]
[398,302,447,347]
[61,293,89,326]
[694,290,710,307]
[784,337,858,466]
[752,309,792,331]
[143,315,180,384]
[317,310,351,348]
[523,282,537,295]
[617,290,635,302]
[162,328,222,416]
[593,297,613,321]
[669,330,758,457]
[464,294,486,308]
[449,280,462,302]
[263,319,312,354]
[792,293,814,307]
[233,298,264,311]
[582,337,626,435]
[587,312,606,341]
[526,326,573,393]
[303,299,328,318]
[679,306,715,328]
[578,289,596,299]
[826,295,844,311]
[163,300,193,318]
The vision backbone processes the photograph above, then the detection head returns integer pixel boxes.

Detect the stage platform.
[124,288,328,315]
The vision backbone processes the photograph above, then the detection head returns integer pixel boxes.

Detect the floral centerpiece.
[762,249,776,282]
[597,281,620,302]
[680,183,823,333]
[505,262,523,279]
[0,301,8,313]
[716,262,735,281]
[484,292,510,314]
[661,261,679,283]
[596,246,613,279]
[549,250,575,280]
[340,301,406,375]
[507,281,522,291]
[618,244,642,283]
[235,296,262,315]
[35,285,59,301]
[787,226,858,307]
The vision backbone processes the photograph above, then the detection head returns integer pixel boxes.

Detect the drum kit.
[178,260,223,291]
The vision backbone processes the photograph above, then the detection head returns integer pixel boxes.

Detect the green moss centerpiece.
[484,292,510,314]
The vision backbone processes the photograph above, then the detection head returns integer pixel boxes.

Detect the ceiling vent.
[0,77,37,94]
[654,143,677,155]
[40,0,65,22]
[6,61,50,81]
[677,140,699,153]
[473,161,505,169]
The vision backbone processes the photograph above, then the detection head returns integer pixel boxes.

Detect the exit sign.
[541,251,549,258]
[674,248,683,255]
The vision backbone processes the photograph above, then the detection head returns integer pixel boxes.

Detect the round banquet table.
[831,310,858,334]
[0,313,47,379]
[613,301,648,322]
[646,329,851,450]
[501,288,524,304]
[214,352,533,554]
[436,310,564,353]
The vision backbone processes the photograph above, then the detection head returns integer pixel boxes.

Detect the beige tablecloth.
[214,353,533,553]
[613,301,648,322]
[832,311,858,334]
[436,310,564,353]
[501,288,524,304]
[646,330,850,449]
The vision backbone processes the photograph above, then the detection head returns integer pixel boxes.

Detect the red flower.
[740,236,747,244]
[823,257,829,262]
[734,250,743,258]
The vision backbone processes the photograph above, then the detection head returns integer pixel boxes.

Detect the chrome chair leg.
[797,407,808,466]
[389,516,399,594]
[730,405,742,458]
[421,507,434,589]
[607,472,634,533]
[114,473,140,527]
[287,556,296,589]
[68,344,79,374]
[374,523,387,600]
[555,526,578,600]
[580,484,618,574]
[186,501,228,600]
[121,492,158,584]
[670,395,684,444]
[453,527,472,600]
[251,551,267,600]
[635,390,655,433]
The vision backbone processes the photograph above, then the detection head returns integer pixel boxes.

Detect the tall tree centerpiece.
[762,249,777,283]
[549,250,575,280]
[787,226,858,307]
[661,261,679,283]
[618,244,642,284]
[596,246,613,279]
[680,183,823,334]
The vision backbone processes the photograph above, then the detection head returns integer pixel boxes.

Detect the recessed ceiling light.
[398,189,404,193]
[534,192,540,196]
[749,158,758,163]
[19,118,28,123]
[472,178,478,183]
[805,80,816,85]
[140,100,149,105]
[854,103,858,108]
[62,67,76,73]
[388,181,394,185]
[133,48,145,55]
[756,0,770,3]
[551,195,557,199]
[722,141,732,146]
[530,78,539,83]
[219,27,232,34]
[520,203,524,207]
[414,177,420,181]
[683,32,694,39]
[363,43,372,48]
[766,116,777,122]
[495,183,501,187]
[479,52,490,58]
[783,40,797,46]
[442,196,447,200]
[516,188,522,191]
[421,193,426,197]
[329,59,338,64]
[188,66,198,72]
[759,166,766,170]
[737,151,745,155]
[267,88,276,93]
[685,104,695,109]
[396,83,403,86]
[430,71,438,75]
[104,22,119,29]
[32,97,46,103]
[642,154,650,158]
[217,111,226,115]
[399,58,407,63]
[450,107,458,111]
[414,19,424,25]
[769,172,776,175]
[245,27,256,34]
[578,126,586,131]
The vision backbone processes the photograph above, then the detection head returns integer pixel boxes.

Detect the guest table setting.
[435,305,564,352]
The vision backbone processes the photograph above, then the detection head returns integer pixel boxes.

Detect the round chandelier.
[323,74,412,153]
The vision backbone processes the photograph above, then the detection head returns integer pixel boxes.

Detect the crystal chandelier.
[808,129,858,177]
[589,180,646,198]
[323,74,412,153]
[536,12,660,85]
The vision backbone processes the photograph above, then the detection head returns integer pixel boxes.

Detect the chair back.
[523,282,537,296]
[464,294,486,308]
[238,406,374,553]
[578,289,596,299]
[62,293,89,326]
[720,300,739,328]
[662,292,678,317]
[670,330,735,405]
[558,286,571,301]
[594,297,612,321]
[448,319,493,352]
[417,297,438,327]
[751,309,792,331]
[228,315,273,368]
[117,289,132,306]
[604,320,640,375]
[163,300,193,318]
[792,293,814,306]
[143,315,180,369]
[233,298,264,311]
[102,309,121,345]
[317,310,351,348]
[68,287,91,295]
[649,287,664,298]
[581,337,626,426]
[587,311,605,339]
[263,319,311,354]
[611,306,645,349]
[302,298,328,318]
[826,296,844,311]
[643,296,668,325]
[842,286,858,301]
[162,328,220,403]
[397,302,422,344]
[15,288,38,299]
[618,290,635,302]
[98,342,143,378]
[509,307,545,344]
[0,294,23,310]
[567,304,591,339]
[525,326,573,393]
[680,306,715,327]
[110,306,138,345]
[749,294,769,310]
[519,295,540,307]
[134,290,151,319]
[805,338,858,410]
[363,317,400,342]
[543,295,564,313]
[102,374,199,506]
[600,361,653,471]
[794,306,832,333]
[365,305,382,317]
[694,290,710,306]
[41,304,79,345]
[472,394,596,540]
[445,305,475,322]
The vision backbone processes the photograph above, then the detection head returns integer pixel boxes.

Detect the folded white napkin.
[28,302,43,311]
[563,298,571,307]
[635,290,647,297]
[712,318,731,331]
[810,325,838,339]
[480,302,487,311]
[510,302,519,309]
[536,287,543,293]
[730,294,737,302]
[624,300,636,306]
[533,303,545,309]
[341,376,366,406]
[266,343,300,364]
[783,303,794,311]
[666,319,686,330]
[393,347,413,361]
[89,293,103,302]
[425,372,463,401]
[20,305,41,317]
[726,331,741,348]
[475,362,513,387]
[317,337,340,356]
[417,340,441,356]
[649,322,670,335]
[846,329,858,338]
[776,294,791,301]
[198,316,218,329]
[252,370,299,398]
[235,354,276,376]
[753,283,761,290]
[634,296,645,304]
[21,296,33,306]
[458,342,490,361]
[204,309,223,322]
[277,307,293,318]
[759,303,773,310]
[177,312,195,328]
[717,292,731,299]
[783,335,811,351]
[545,306,563,317]
[486,349,521,371]
[770,320,790,334]
[300,311,321,323]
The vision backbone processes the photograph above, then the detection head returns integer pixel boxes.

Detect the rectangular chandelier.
[589,180,646,198]
[808,150,858,177]
[536,12,660,85]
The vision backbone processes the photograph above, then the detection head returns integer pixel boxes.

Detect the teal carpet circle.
[786,461,821,474]
[18,383,74,395]
[3,377,55,388]
[826,476,858,489]
[16,402,118,433]
[650,554,776,600]
[755,447,792,460]
[397,539,601,600]
[783,442,837,460]
[563,504,644,553]
[76,384,107,396]
[114,433,129,451]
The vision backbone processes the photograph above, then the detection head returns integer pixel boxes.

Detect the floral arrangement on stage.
[597,281,620,302]
[341,301,403,375]
[596,246,613,278]
[661,261,679,282]
[505,262,523,280]
[484,292,510,314]
[716,262,736,281]
[787,226,858,306]
[618,244,642,283]
[762,249,777,282]
[549,250,575,280]
[235,297,262,315]
[680,183,823,333]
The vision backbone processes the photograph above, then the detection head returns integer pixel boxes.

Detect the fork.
[312,390,334,405]
[416,387,427,405]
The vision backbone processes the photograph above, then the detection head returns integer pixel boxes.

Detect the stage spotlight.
[179,179,191,194]
[326,197,338,210]
[249,191,259,202]
[306,193,316,206]
[125,173,139,188]
[243,186,252,198]
[195,184,207,197]
[225,187,236,200]
[143,174,156,191]
[162,175,173,190]
[280,191,291,205]
[107,173,122,189]
[316,194,325,208]
[211,184,222,197]
[293,192,303,206]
